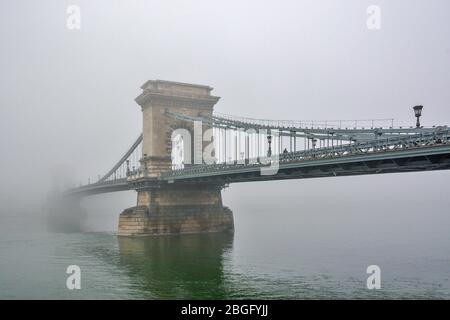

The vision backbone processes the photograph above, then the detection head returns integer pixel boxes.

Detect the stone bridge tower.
[118,80,234,236]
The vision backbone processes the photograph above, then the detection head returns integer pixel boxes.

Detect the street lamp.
[267,135,272,157]
[413,105,423,128]
[126,159,130,176]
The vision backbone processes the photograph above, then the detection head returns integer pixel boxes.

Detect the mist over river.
[1,175,450,299]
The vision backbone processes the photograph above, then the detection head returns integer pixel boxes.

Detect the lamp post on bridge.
[267,134,272,157]
[312,138,317,150]
[413,105,423,128]
[126,160,130,177]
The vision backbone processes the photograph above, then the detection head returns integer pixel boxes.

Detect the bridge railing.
[161,128,450,179]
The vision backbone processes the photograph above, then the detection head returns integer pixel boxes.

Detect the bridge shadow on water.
[117,232,234,299]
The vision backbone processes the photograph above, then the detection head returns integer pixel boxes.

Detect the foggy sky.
[1,0,449,227]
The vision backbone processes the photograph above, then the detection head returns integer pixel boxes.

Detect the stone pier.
[118,80,234,236]
[118,184,233,236]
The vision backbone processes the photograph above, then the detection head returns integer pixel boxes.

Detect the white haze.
[0,0,449,235]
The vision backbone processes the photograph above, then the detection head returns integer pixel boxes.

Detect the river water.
[1,205,450,299]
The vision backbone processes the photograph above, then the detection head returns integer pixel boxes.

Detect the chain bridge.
[61,80,450,236]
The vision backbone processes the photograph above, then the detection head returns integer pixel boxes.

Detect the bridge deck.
[64,141,450,197]
[161,143,450,183]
